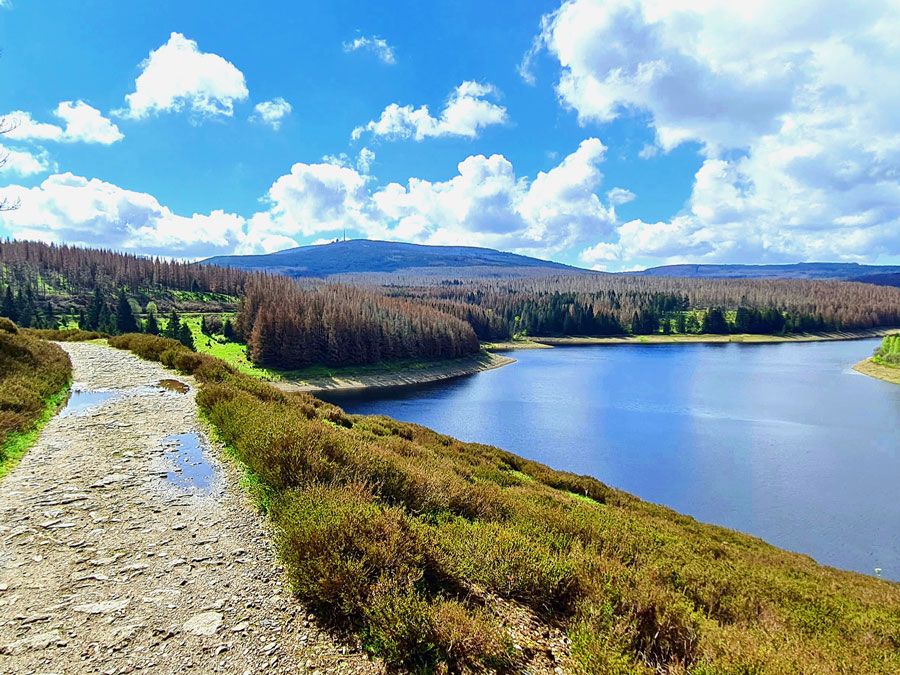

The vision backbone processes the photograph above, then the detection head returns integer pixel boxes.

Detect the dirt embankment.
[275,352,514,394]
[853,358,900,385]
[527,327,898,347]
[0,342,380,674]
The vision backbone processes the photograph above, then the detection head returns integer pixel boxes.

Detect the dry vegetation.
[108,332,900,673]
[0,318,71,471]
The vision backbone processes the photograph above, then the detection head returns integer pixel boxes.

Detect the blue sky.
[1,0,898,269]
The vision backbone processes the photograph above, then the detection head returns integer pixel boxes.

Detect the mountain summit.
[201,239,585,278]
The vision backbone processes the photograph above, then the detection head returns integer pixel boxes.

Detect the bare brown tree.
[0,116,21,212]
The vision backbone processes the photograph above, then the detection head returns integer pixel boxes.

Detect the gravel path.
[0,342,380,674]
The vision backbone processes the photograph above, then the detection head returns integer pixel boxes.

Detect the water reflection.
[162,433,215,493]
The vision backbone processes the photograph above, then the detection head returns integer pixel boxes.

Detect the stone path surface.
[0,342,380,674]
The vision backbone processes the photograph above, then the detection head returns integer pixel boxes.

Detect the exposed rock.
[183,610,223,636]
[0,629,63,654]
[73,598,130,614]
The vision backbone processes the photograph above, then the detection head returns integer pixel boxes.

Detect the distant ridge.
[201,239,586,278]
[636,262,900,283]
[202,241,900,285]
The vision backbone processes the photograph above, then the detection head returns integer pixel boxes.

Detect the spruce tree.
[16,288,35,327]
[223,318,236,341]
[145,313,160,335]
[1,285,17,322]
[45,302,58,329]
[86,288,105,330]
[178,323,195,350]
[701,308,729,334]
[165,309,181,339]
[115,289,139,334]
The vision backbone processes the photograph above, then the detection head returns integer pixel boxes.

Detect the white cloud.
[250,161,378,242]
[0,173,247,258]
[3,112,62,142]
[119,32,249,120]
[343,36,396,64]
[248,138,614,255]
[532,0,900,266]
[606,187,635,206]
[3,102,123,144]
[0,138,618,260]
[251,97,292,130]
[54,101,124,144]
[0,144,51,176]
[352,81,507,141]
[356,147,375,173]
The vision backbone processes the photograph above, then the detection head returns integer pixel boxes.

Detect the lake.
[322,338,900,580]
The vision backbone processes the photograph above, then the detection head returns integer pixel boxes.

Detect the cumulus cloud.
[118,32,249,119]
[352,81,507,141]
[245,138,614,255]
[356,147,375,173]
[606,187,635,206]
[251,97,292,130]
[533,0,900,267]
[4,102,123,144]
[0,173,247,258]
[0,144,51,176]
[343,36,396,64]
[0,139,617,259]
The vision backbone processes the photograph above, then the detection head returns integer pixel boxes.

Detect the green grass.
[0,386,69,479]
[182,315,281,379]
[157,290,239,304]
[107,331,900,674]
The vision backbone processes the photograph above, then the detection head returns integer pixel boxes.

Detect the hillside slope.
[638,262,900,281]
[202,239,585,277]
[105,332,900,673]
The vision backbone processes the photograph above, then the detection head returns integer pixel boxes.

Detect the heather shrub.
[112,336,900,673]
[109,333,184,361]
[272,483,425,616]
[0,326,71,461]
[429,601,512,669]
[24,328,104,341]
[428,518,580,609]
[361,580,435,666]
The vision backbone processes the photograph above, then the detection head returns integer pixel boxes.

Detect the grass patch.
[106,331,900,673]
[0,386,69,479]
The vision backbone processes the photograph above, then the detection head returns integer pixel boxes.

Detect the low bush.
[0,323,72,467]
[24,327,105,341]
[272,483,425,616]
[108,331,900,673]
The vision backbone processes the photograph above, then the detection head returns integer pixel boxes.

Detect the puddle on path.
[163,433,215,493]
[158,379,189,394]
[60,389,119,417]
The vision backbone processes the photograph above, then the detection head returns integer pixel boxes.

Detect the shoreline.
[853,358,900,385]
[506,327,897,348]
[274,351,515,394]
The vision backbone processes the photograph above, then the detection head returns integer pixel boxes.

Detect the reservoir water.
[322,338,900,580]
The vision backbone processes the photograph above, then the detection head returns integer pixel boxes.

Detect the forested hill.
[201,239,584,278]
[638,262,900,283]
